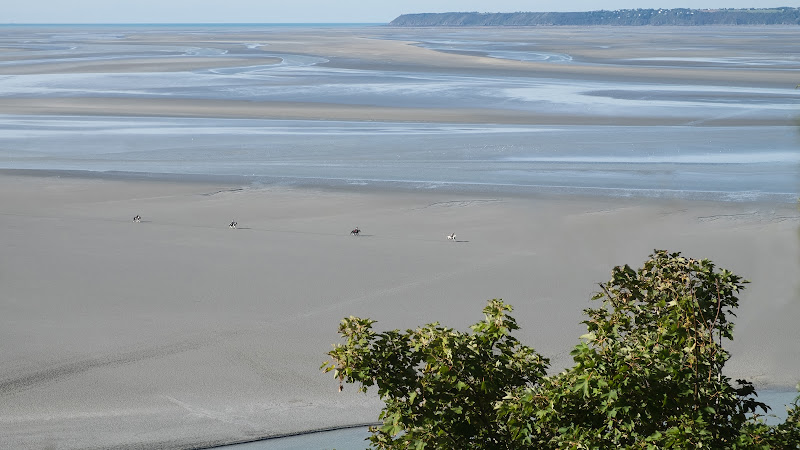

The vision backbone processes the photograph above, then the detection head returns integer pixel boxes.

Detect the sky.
[4,1,799,24]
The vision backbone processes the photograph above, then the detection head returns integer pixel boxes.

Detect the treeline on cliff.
[389,7,800,26]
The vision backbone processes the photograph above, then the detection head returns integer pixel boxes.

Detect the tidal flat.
[0,25,798,449]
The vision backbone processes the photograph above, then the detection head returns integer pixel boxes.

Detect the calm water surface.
[0,25,798,201]
[219,391,798,449]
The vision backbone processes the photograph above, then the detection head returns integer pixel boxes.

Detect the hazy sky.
[5,1,799,23]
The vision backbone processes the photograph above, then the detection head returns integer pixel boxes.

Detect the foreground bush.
[322,299,548,448]
[323,250,800,448]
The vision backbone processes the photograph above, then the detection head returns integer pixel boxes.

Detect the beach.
[0,24,799,448]
[0,174,797,448]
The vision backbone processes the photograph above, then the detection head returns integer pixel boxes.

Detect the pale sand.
[0,172,798,448]
[0,97,793,127]
[0,57,282,75]
[0,26,798,125]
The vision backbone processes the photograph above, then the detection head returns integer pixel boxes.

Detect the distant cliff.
[389,8,800,26]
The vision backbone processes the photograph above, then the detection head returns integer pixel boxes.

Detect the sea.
[0,24,798,202]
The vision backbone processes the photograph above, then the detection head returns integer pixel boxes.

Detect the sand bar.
[0,172,798,448]
[0,57,282,75]
[3,97,795,126]
[1,25,798,123]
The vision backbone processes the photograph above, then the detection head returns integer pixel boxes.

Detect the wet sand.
[0,25,799,448]
[0,172,798,449]
[0,97,794,127]
[0,25,798,124]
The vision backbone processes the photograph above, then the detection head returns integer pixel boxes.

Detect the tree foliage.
[322,300,548,448]
[323,250,800,448]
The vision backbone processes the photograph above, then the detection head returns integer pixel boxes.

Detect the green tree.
[500,250,768,448]
[325,250,798,448]
[322,300,548,448]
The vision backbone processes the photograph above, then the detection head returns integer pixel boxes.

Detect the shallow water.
[758,390,800,425]
[219,391,798,449]
[0,25,798,202]
[1,115,797,201]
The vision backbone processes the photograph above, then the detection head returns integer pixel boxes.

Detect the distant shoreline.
[390,8,800,27]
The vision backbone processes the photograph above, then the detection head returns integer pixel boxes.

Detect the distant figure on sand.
[229,221,237,229]
[447,233,456,240]
[351,227,360,236]
[133,215,141,223]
